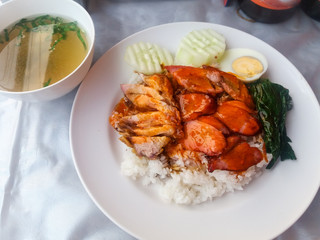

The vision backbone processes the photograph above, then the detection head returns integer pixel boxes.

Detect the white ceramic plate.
[70,22,320,240]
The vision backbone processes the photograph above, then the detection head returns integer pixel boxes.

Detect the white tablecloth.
[1,0,319,239]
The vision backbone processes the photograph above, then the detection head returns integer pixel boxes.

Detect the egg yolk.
[232,56,263,79]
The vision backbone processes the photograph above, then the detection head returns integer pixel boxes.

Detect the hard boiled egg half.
[218,48,268,82]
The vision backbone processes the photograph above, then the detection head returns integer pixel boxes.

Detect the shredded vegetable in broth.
[0,15,88,92]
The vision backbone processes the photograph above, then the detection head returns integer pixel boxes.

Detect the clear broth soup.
[0,15,88,92]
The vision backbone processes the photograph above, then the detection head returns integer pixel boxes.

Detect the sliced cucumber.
[174,29,226,67]
[124,42,173,75]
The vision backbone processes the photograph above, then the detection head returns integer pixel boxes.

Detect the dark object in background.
[300,0,320,22]
[237,0,300,23]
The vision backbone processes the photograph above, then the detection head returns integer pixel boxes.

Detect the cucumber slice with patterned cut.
[174,29,226,67]
[124,42,173,75]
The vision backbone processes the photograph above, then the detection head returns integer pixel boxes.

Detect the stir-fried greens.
[248,79,296,169]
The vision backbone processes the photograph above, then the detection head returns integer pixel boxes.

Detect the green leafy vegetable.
[248,78,296,169]
[43,78,51,87]
[4,29,9,42]
[50,20,87,51]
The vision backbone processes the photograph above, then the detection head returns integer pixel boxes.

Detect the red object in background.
[238,0,300,23]
[250,0,300,9]
[223,0,233,6]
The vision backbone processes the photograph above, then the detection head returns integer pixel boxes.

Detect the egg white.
[218,48,268,82]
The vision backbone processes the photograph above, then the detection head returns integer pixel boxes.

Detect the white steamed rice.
[121,144,271,205]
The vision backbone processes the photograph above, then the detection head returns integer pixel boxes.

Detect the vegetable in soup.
[0,15,88,92]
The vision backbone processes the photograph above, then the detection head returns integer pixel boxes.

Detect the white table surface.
[0,0,319,239]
